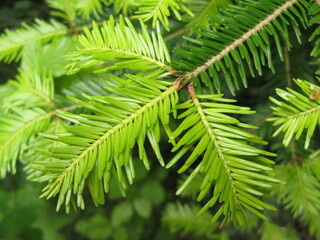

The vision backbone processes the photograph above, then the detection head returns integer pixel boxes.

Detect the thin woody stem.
[164,28,187,41]
[187,82,196,100]
[284,40,292,88]
[50,105,82,116]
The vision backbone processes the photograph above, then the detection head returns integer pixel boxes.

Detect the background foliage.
[0,0,319,239]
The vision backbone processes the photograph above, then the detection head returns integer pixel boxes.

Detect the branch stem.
[164,28,187,41]
[50,105,82,116]
[284,40,292,88]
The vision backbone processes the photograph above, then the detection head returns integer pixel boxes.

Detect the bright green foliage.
[48,0,108,20]
[24,120,66,172]
[0,70,54,177]
[0,19,67,63]
[0,83,17,108]
[76,0,107,19]
[134,0,193,30]
[67,16,171,74]
[269,79,320,149]
[34,73,178,212]
[21,37,76,77]
[107,0,138,15]
[2,70,54,111]
[166,94,278,224]
[0,108,51,177]
[48,0,77,23]
[0,0,320,239]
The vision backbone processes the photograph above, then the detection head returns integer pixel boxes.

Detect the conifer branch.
[276,162,320,237]
[0,109,52,177]
[171,0,308,94]
[269,79,320,148]
[67,17,172,74]
[37,76,179,211]
[168,89,277,224]
[55,86,177,186]
[0,0,318,235]
[188,0,298,79]
[0,19,67,63]
[134,0,192,30]
[164,28,187,41]
[76,0,107,19]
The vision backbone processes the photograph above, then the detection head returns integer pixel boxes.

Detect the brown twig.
[49,104,82,116]
[164,28,187,41]
[187,82,196,100]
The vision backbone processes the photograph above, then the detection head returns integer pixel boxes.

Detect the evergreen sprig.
[76,0,107,19]
[36,73,178,212]
[0,108,52,177]
[0,69,55,177]
[166,89,278,224]
[0,0,319,237]
[67,16,171,74]
[0,19,67,63]
[269,79,320,149]
[172,0,309,94]
[2,70,55,111]
[108,0,138,15]
[48,0,77,23]
[134,0,193,30]
[276,162,320,238]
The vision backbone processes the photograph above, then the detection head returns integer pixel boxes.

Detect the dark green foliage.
[162,202,217,237]
[172,0,309,94]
